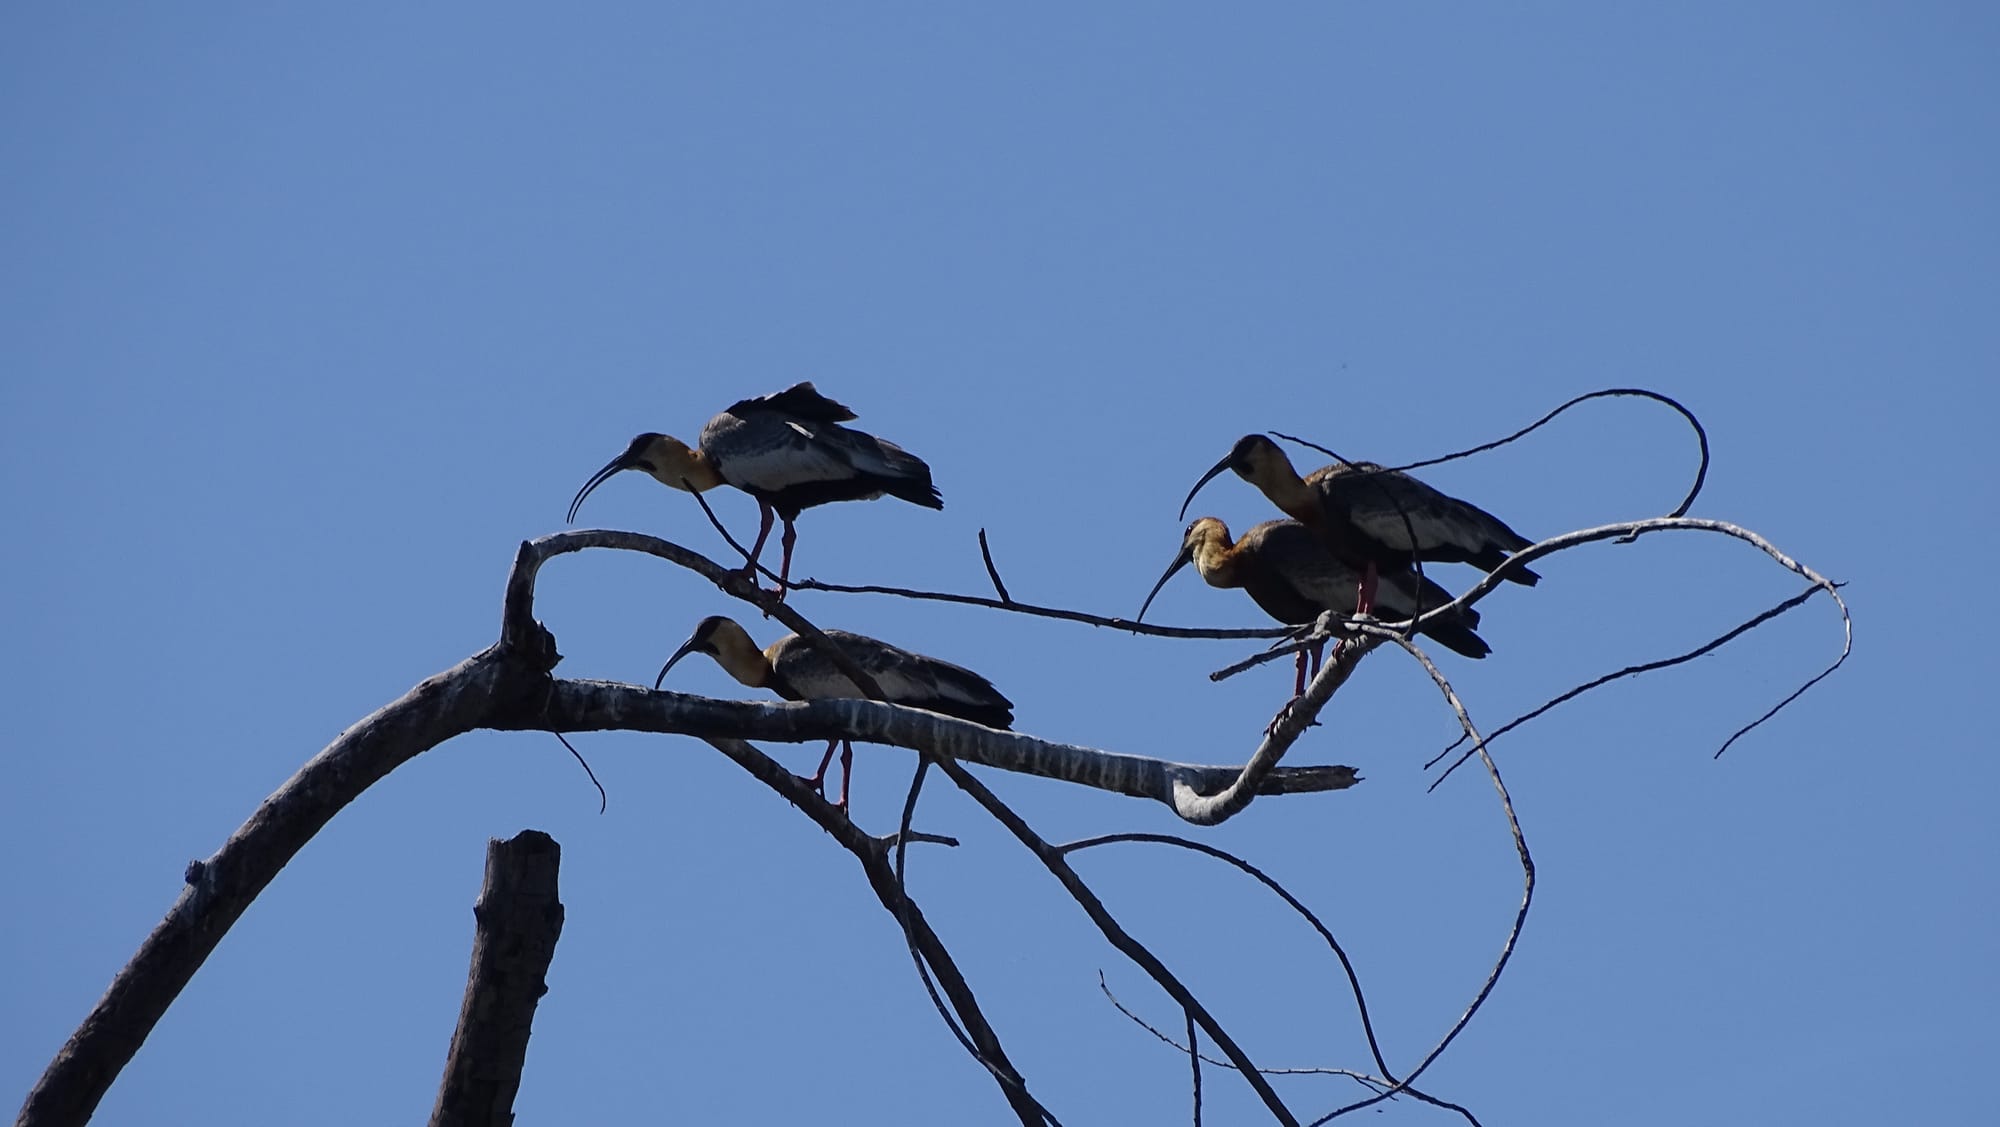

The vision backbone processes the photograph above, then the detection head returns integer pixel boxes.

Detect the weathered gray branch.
[431,830,566,1127]
[17,647,522,1127]
[511,679,1360,810]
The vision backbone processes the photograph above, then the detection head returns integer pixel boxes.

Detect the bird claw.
[795,770,849,814]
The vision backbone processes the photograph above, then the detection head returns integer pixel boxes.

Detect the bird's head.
[567,433,716,523]
[655,615,767,690]
[1137,517,1232,623]
[1177,434,1302,520]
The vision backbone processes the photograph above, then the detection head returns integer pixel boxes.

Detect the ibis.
[1138,517,1490,694]
[654,614,1014,809]
[568,382,942,593]
[1180,434,1538,615]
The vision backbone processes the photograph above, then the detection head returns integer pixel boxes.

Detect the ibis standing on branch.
[1139,517,1490,695]
[567,383,943,593]
[654,615,1014,809]
[1180,434,1538,616]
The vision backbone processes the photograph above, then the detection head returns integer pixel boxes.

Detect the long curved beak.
[1177,454,1236,522]
[568,450,641,524]
[1136,542,1195,624]
[653,634,704,690]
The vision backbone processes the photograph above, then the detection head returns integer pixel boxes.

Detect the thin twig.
[1210,619,1348,683]
[1311,637,1529,1125]
[682,485,785,587]
[935,757,1300,1125]
[1291,386,1710,519]
[1364,518,1852,754]
[1062,833,1394,1080]
[1424,584,1826,788]
[1186,1009,1203,1127]
[1095,975,1483,1125]
[1095,974,1386,1088]
[790,575,1291,641]
[701,735,1055,1125]
[550,733,608,813]
[877,830,960,850]
[978,528,1014,604]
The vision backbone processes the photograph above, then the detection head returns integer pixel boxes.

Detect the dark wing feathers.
[1309,462,1538,584]
[705,387,942,509]
[774,631,1014,730]
[729,381,858,423]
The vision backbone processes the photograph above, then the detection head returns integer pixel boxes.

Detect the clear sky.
[3,5,1993,1124]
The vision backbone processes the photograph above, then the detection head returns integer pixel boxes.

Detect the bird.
[567,382,942,594]
[1179,434,1538,616]
[653,614,1014,809]
[1138,517,1490,694]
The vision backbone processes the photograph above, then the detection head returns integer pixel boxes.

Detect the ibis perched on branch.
[1180,434,1537,615]
[568,383,942,593]
[654,615,1014,809]
[1139,517,1490,695]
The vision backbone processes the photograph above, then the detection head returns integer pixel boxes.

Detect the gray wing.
[703,403,935,497]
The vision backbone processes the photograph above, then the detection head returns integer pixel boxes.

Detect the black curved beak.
[568,446,643,524]
[653,634,705,691]
[1136,542,1196,624]
[1177,454,1236,522]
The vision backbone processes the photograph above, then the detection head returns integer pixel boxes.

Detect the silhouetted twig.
[1063,833,1394,1079]
[1425,584,1828,788]
[937,755,1300,1124]
[978,528,1014,604]
[790,575,1291,641]
[1309,635,1529,1125]
[1282,385,1709,520]
[550,733,608,813]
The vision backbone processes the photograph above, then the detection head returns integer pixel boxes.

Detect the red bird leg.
[804,740,838,798]
[773,518,799,597]
[1293,649,1309,696]
[743,503,776,575]
[1309,641,1325,678]
[1355,560,1379,618]
[834,740,854,811]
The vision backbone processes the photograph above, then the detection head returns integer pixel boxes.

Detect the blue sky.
[3,4,1993,1124]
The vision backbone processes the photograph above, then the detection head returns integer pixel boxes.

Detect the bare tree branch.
[514,680,1361,811]
[1064,834,1394,1079]
[1279,385,1711,521]
[17,648,525,1127]
[1186,1009,1203,1127]
[977,528,1014,604]
[1425,584,1827,787]
[935,756,1299,1125]
[696,736,1054,1125]
[430,830,565,1127]
[1096,975,1385,1088]
[1310,637,1531,1125]
[28,530,1356,1126]
[786,578,1291,641]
